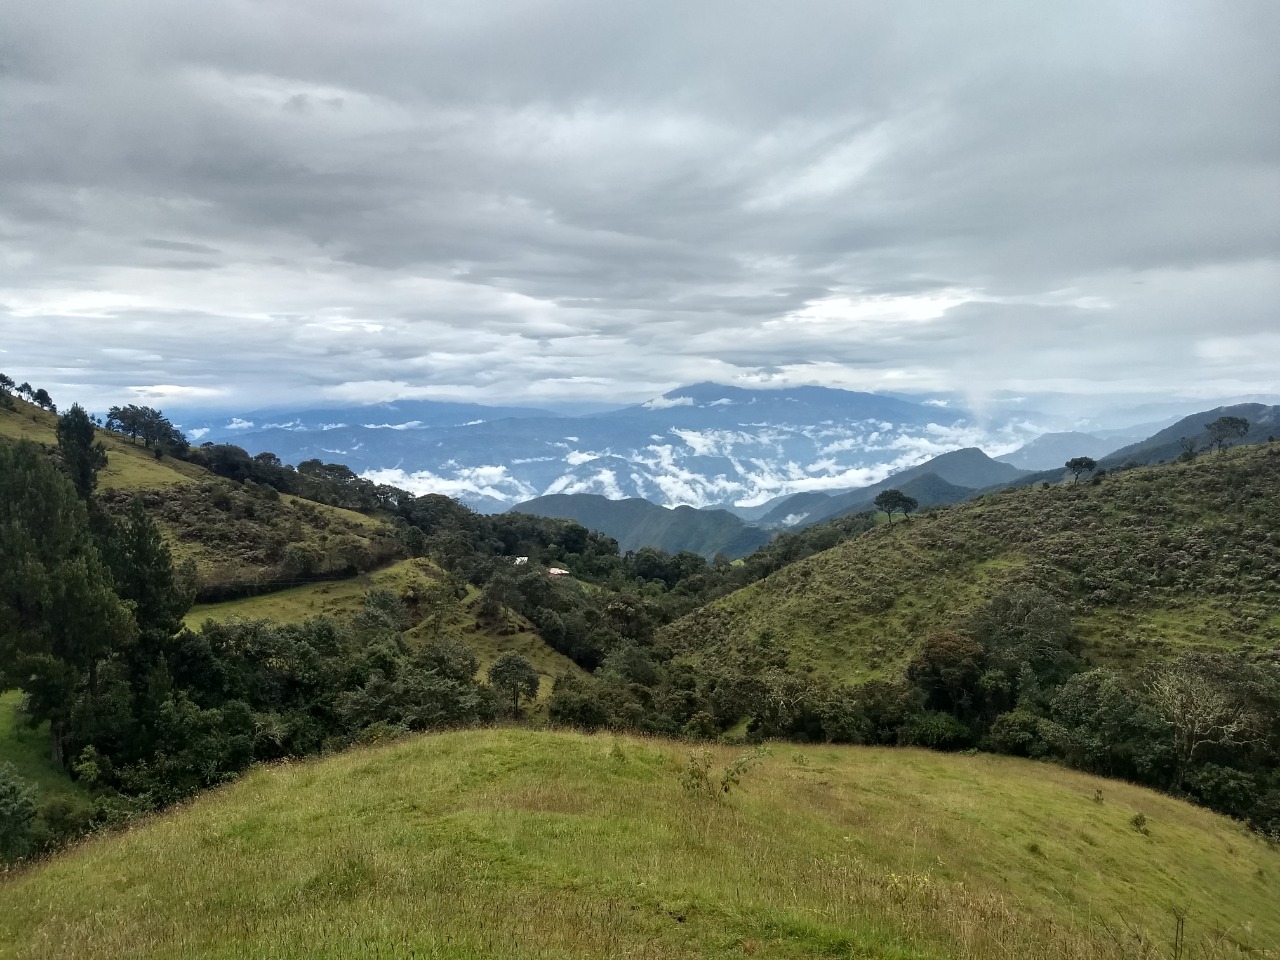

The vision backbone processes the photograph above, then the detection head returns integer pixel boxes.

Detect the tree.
[873,489,918,524]
[0,442,136,766]
[0,763,37,862]
[0,372,13,409]
[1042,668,1152,776]
[1177,436,1199,462]
[99,498,194,673]
[487,651,540,715]
[30,387,55,412]
[968,585,1080,690]
[106,404,186,457]
[56,404,108,499]
[479,569,518,621]
[1148,669,1257,787]
[1065,456,1097,483]
[906,631,985,718]
[1205,416,1249,454]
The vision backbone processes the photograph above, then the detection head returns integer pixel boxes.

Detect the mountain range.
[178,382,1044,513]
[174,387,1280,558]
[509,494,771,559]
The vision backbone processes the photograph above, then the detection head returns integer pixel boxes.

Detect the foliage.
[0,762,37,862]
[104,404,188,457]
[873,488,919,523]
[1065,456,1097,482]
[487,651,540,716]
[0,441,137,768]
[55,404,108,499]
[1206,416,1250,454]
[679,745,768,796]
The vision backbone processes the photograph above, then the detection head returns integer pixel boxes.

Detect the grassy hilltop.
[662,444,1280,680]
[2,728,1278,960]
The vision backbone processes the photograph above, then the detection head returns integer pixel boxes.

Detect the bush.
[985,710,1046,757]
[0,763,38,862]
[897,711,973,749]
[547,673,611,730]
[38,795,96,844]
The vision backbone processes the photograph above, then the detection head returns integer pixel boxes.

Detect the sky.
[1,1,1278,414]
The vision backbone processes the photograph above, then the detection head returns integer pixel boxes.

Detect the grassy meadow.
[1,728,1277,959]
[0,400,204,490]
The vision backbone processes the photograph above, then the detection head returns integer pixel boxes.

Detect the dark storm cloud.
[0,0,1277,411]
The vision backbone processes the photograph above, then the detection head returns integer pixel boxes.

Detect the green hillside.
[512,493,771,558]
[2,728,1277,960]
[0,399,205,490]
[0,692,95,848]
[1101,403,1280,468]
[187,557,583,694]
[0,399,404,600]
[663,443,1280,680]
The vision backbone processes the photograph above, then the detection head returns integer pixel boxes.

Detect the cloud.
[361,464,536,501]
[362,420,424,430]
[543,468,625,499]
[642,396,696,410]
[1,2,1276,414]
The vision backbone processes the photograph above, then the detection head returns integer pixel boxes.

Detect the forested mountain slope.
[511,493,771,558]
[663,443,1280,679]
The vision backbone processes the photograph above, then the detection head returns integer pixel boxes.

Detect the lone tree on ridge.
[1205,416,1249,454]
[1065,456,1097,483]
[874,488,919,525]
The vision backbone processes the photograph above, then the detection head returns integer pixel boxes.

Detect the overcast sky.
[1,1,1277,413]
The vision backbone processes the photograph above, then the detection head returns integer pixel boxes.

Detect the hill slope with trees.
[664,442,1280,677]
[1100,403,1280,468]
[510,493,771,558]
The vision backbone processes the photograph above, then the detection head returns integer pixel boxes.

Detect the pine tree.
[0,442,136,765]
[56,403,108,499]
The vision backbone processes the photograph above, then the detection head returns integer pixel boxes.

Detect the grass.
[663,444,1280,681]
[0,399,205,489]
[184,558,443,628]
[1,728,1276,959]
[0,693,86,808]
[0,691,95,842]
